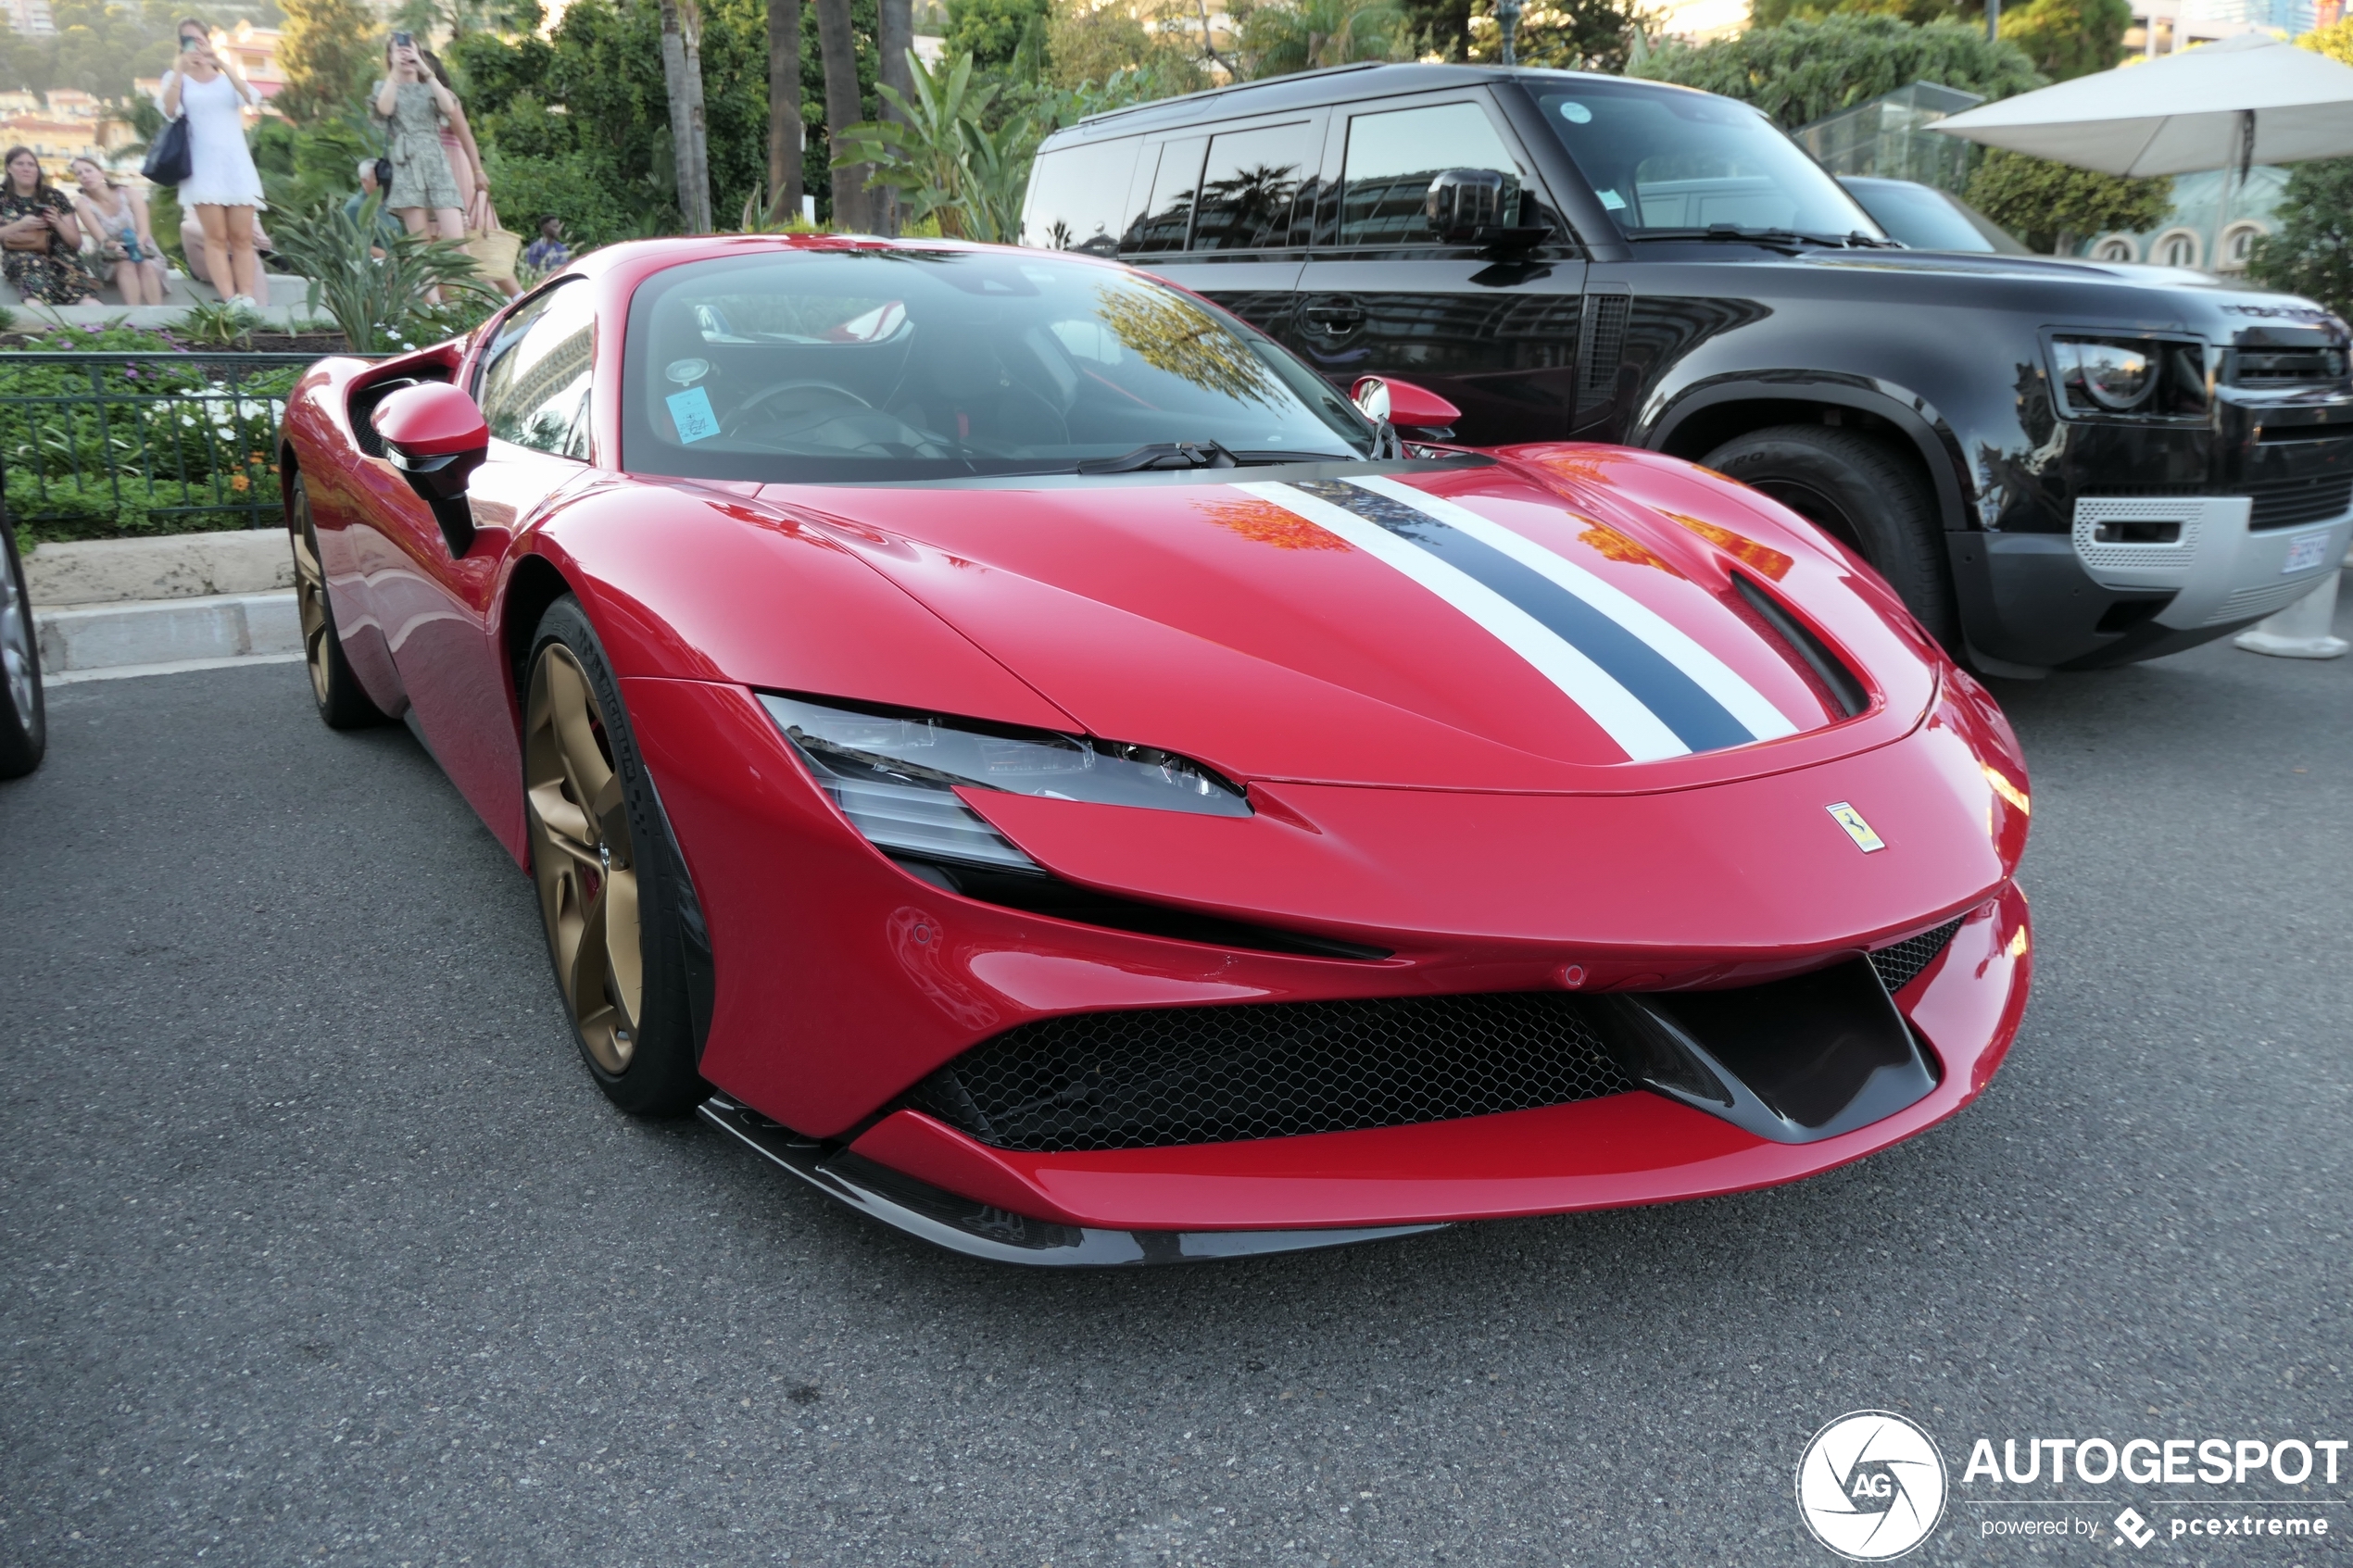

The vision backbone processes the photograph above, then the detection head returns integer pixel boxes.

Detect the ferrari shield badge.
[1825,802,1887,853]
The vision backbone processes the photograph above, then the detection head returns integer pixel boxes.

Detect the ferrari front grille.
[906,991,1639,1153]
[1867,916,1965,994]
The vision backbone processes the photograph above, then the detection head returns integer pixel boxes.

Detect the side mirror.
[372,382,489,502]
[1425,168,1505,243]
[1353,376,1462,441]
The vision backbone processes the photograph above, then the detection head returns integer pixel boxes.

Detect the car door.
[1288,91,1587,445]
[385,281,598,851]
[1120,112,1324,340]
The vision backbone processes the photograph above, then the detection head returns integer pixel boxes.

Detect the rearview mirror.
[1353,377,1462,439]
[1425,169,1505,242]
[371,382,490,502]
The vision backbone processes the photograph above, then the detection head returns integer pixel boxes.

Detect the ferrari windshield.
[622,249,1377,483]
[1530,80,1883,243]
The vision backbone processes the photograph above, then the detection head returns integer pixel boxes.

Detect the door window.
[1025,137,1140,256]
[476,281,597,459]
[1340,102,1522,246]
[1192,120,1317,252]
[1123,136,1207,255]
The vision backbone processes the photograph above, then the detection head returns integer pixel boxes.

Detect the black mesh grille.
[907,992,1638,1153]
[1869,917,1965,994]
[2247,473,2352,531]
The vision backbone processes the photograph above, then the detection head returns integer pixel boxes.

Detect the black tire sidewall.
[292,475,386,731]
[528,596,706,1117]
[0,519,45,779]
[1703,425,1959,649]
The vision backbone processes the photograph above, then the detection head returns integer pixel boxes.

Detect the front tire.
[1702,425,1959,649]
[0,518,45,779]
[522,596,707,1118]
[288,474,387,730]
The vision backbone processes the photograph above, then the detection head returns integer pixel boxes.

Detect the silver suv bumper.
[2072,495,2352,630]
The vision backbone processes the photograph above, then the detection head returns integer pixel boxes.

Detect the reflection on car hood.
[764,455,1938,792]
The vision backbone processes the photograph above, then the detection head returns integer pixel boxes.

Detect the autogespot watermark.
[1794,1415,2347,1558]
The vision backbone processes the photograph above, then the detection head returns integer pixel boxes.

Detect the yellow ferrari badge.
[1825,802,1886,853]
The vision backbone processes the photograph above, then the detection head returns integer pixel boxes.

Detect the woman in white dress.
[158,16,265,307]
[68,156,165,306]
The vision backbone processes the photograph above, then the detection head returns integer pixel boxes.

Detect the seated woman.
[0,145,101,307]
[68,156,165,306]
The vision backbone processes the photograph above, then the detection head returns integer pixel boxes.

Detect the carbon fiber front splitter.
[697,1097,1444,1267]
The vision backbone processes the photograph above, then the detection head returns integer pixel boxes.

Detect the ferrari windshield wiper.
[1076,441,1240,474]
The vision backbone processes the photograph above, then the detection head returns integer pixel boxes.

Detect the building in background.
[2,0,54,36]
[2081,165,2285,272]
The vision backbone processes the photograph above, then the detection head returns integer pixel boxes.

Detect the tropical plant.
[263,196,499,352]
[177,299,264,348]
[836,48,1000,235]
[947,0,1051,61]
[1631,14,2042,129]
[1233,0,1410,77]
[2247,157,2353,322]
[1964,147,2171,254]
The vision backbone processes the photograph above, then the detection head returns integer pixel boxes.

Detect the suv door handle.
[1302,297,1364,333]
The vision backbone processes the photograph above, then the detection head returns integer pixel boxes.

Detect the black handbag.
[142,115,193,187]
[374,157,394,201]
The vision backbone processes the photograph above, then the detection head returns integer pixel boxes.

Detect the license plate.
[2282,533,2333,573]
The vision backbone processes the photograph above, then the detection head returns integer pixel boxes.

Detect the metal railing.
[0,351,348,535]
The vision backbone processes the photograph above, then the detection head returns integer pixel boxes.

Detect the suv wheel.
[1703,425,1958,648]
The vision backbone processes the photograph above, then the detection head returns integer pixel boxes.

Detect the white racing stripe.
[1349,475,1801,741]
[1238,481,1692,761]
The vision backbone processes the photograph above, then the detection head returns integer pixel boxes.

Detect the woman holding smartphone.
[69,155,165,306]
[373,32,466,296]
[159,16,265,307]
[0,145,102,306]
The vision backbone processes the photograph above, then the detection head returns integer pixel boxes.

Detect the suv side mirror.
[372,382,490,502]
[1426,169,1505,242]
[1353,377,1462,445]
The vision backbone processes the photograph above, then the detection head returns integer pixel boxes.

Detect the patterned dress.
[375,81,463,212]
[0,186,102,304]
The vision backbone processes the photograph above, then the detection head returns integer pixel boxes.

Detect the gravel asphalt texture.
[4,584,2349,1567]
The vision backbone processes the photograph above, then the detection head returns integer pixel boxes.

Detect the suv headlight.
[761,693,1251,872]
[2052,335,2208,418]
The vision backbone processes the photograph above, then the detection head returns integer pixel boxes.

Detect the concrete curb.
[25,528,295,607]
[36,590,300,676]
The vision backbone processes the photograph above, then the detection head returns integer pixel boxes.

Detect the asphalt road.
[5,590,2350,1568]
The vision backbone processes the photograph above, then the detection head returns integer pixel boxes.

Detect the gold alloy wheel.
[524,643,645,1074]
[290,486,333,707]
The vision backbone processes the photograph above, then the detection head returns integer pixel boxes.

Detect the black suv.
[1024,63,2353,674]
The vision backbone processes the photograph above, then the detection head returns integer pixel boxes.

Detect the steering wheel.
[729,380,874,430]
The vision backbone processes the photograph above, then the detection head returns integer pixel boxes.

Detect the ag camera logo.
[1797,1411,1949,1560]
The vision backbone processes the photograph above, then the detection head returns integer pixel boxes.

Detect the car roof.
[1045,62,1713,144]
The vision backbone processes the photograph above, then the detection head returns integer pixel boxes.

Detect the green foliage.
[2247,157,2353,322]
[1630,14,2043,128]
[276,0,382,123]
[2298,17,2353,66]
[1752,0,1979,27]
[1466,0,1654,70]
[1995,0,2128,81]
[1964,146,2170,252]
[1236,0,1412,77]
[250,116,377,214]
[262,195,497,350]
[0,335,299,545]
[946,0,1051,64]
[0,0,178,98]
[177,298,264,346]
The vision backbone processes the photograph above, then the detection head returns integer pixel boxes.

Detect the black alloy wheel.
[522,596,709,1117]
[0,515,44,778]
[288,474,388,730]
[1703,425,1960,651]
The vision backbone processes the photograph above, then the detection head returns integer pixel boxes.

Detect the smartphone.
[391,31,413,47]
[179,34,199,50]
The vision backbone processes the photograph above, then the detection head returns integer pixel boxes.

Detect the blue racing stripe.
[1292,481,1755,755]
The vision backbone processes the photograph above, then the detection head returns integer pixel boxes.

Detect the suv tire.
[1702,425,1958,648]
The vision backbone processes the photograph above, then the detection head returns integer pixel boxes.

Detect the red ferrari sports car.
[280,235,2032,1264]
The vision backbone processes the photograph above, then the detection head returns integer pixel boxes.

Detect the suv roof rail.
[1072,60,1408,132]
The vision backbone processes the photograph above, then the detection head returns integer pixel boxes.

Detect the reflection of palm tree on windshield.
[1194,164,1300,249]
[1093,282,1283,406]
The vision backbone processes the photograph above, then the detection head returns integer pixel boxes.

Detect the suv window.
[1124,136,1206,255]
[1340,101,1522,246]
[1025,136,1139,256]
[476,282,596,459]
[1192,120,1317,251]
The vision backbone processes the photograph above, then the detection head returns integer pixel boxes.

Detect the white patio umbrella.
[1931,32,2353,177]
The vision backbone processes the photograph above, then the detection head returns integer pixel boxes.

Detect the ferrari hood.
[767,458,1936,792]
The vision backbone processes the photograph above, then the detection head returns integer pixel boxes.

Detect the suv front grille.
[2233,346,2348,386]
[907,922,1967,1153]
[2247,473,2353,530]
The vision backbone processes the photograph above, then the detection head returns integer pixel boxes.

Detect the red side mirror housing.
[372,382,490,501]
[1352,377,1462,438]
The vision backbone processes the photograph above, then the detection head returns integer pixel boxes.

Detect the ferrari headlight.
[761,693,1251,872]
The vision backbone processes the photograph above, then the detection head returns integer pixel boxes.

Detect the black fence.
[0,351,346,538]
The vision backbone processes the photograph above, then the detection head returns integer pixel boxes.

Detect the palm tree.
[766,0,802,225]
[813,0,871,232]
[657,0,713,232]
[1238,0,1410,77]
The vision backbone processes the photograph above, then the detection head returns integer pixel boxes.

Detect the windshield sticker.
[666,385,721,445]
[1558,101,1592,124]
[1596,188,1627,210]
